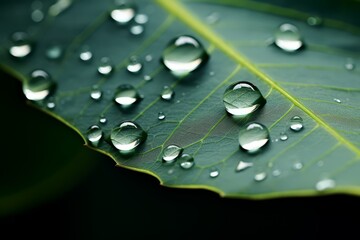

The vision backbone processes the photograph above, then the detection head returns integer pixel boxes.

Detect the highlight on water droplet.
[46,45,63,60]
[90,86,102,100]
[162,144,183,164]
[134,13,148,24]
[236,161,253,172]
[110,121,147,151]
[79,46,93,62]
[274,23,303,52]
[158,112,166,120]
[223,81,266,117]
[23,69,55,101]
[127,56,142,73]
[315,178,335,192]
[209,168,219,178]
[254,172,267,182]
[238,122,270,153]
[290,116,303,132]
[345,58,355,71]
[87,125,103,147]
[179,154,195,170]
[307,16,322,27]
[161,35,209,77]
[114,84,142,108]
[161,86,175,101]
[110,0,137,25]
[9,32,33,58]
[129,25,144,35]
[97,57,113,75]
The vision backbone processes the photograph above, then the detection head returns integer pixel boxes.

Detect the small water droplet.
[223,81,266,117]
[209,168,219,178]
[307,16,322,27]
[206,12,220,25]
[145,54,153,62]
[254,172,267,182]
[46,45,63,60]
[90,86,102,100]
[79,47,93,62]
[316,178,335,191]
[162,145,183,163]
[134,13,148,24]
[179,154,195,169]
[110,121,147,151]
[345,58,355,71]
[9,32,33,58]
[99,116,107,124]
[114,84,142,108]
[31,9,44,23]
[130,25,144,35]
[23,69,55,101]
[158,112,166,120]
[209,71,215,76]
[144,75,152,81]
[161,35,209,77]
[317,161,324,167]
[274,23,303,52]
[87,125,103,147]
[272,169,281,177]
[46,98,56,109]
[333,98,341,103]
[161,86,175,101]
[280,132,288,141]
[293,161,303,170]
[97,57,113,75]
[110,0,137,25]
[236,161,253,172]
[290,116,303,132]
[167,168,174,175]
[127,56,142,73]
[238,122,270,153]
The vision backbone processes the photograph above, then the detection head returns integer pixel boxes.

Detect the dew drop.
[236,161,253,172]
[144,75,152,81]
[293,161,303,170]
[90,86,102,100]
[238,122,270,153]
[87,125,103,147]
[99,116,107,124]
[161,35,209,77]
[79,47,93,62]
[9,32,33,58]
[110,121,147,151]
[345,58,355,71]
[130,25,144,35]
[307,16,322,27]
[167,168,174,175]
[31,8,44,23]
[158,112,166,120]
[274,23,303,52]
[290,116,303,132]
[206,12,220,25]
[134,13,148,24]
[145,54,153,62]
[223,81,266,117]
[279,132,288,141]
[110,0,137,25]
[97,57,113,75]
[161,86,175,101]
[333,98,341,103]
[46,45,63,60]
[209,168,219,178]
[316,178,335,191]
[114,84,142,108]
[179,154,195,169]
[23,69,55,101]
[127,56,142,73]
[272,169,281,177]
[46,98,56,109]
[162,145,183,164]
[254,172,267,182]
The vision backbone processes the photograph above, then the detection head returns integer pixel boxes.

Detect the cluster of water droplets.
[161,145,195,170]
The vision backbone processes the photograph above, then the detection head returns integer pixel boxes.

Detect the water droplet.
[209,168,219,178]
[280,132,288,141]
[254,172,267,182]
[79,47,93,62]
[130,25,144,35]
[333,98,341,103]
[317,161,324,167]
[134,13,148,24]
[179,154,195,169]
[162,145,183,163]
[316,178,335,191]
[272,169,281,177]
[238,122,270,153]
[158,112,166,120]
[274,23,303,52]
[223,81,266,117]
[290,116,303,132]
[293,161,303,170]
[145,54,153,62]
[97,57,113,75]
[114,84,142,108]
[167,168,174,175]
[31,9,44,23]
[23,69,55,101]
[87,125,103,147]
[46,45,63,60]
[9,32,33,58]
[99,116,107,124]
[161,86,175,101]
[236,161,253,172]
[345,58,355,71]
[127,56,142,73]
[110,121,147,151]
[307,16,322,27]
[90,86,102,100]
[206,12,220,25]
[46,98,56,109]
[110,0,137,25]
[209,71,215,76]
[161,35,209,77]
[144,75,152,81]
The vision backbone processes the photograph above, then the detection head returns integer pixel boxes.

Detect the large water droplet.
[209,168,219,178]
[179,154,195,169]
[254,172,267,182]
[290,116,303,132]
[238,122,270,153]
[162,145,183,164]
[236,161,253,172]
[90,86,102,100]
[316,178,335,191]
[110,0,137,25]
[223,81,266,117]
[23,69,55,101]
[345,58,355,71]
[9,32,33,58]
[127,56,142,73]
[79,47,93,62]
[161,35,209,77]
[161,86,175,101]
[114,84,142,108]
[134,13,148,24]
[46,45,63,60]
[158,112,166,120]
[87,125,103,147]
[274,23,303,52]
[110,121,147,151]
[97,57,113,75]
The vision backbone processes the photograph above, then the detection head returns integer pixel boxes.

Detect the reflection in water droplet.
[98,57,113,75]
[23,69,55,101]
[127,56,142,73]
[161,86,174,101]
[274,23,303,52]
[158,112,166,120]
[110,121,147,151]
[239,122,270,153]
[345,58,355,71]
[293,162,303,170]
[79,47,93,62]
[209,168,219,178]
[110,0,137,25]
[162,145,183,163]
[254,172,267,182]
[99,116,107,124]
[9,32,32,58]
[134,13,148,24]
[144,75,152,81]
[280,132,288,141]
[161,35,209,77]
[333,98,341,103]
[236,161,253,172]
[114,84,142,108]
[179,154,195,169]
[87,125,103,147]
[290,116,303,132]
[90,86,102,100]
[307,16,322,27]
[316,178,335,191]
[46,45,63,60]
[130,25,144,35]
[223,81,266,117]
[272,169,281,177]
[206,12,220,25]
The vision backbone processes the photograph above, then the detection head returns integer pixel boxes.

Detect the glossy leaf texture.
[0,0,359,199]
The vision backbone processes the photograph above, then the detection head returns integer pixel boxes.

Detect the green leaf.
[0,0,359,199]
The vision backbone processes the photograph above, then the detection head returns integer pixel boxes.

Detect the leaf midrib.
[156,0,360,156]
